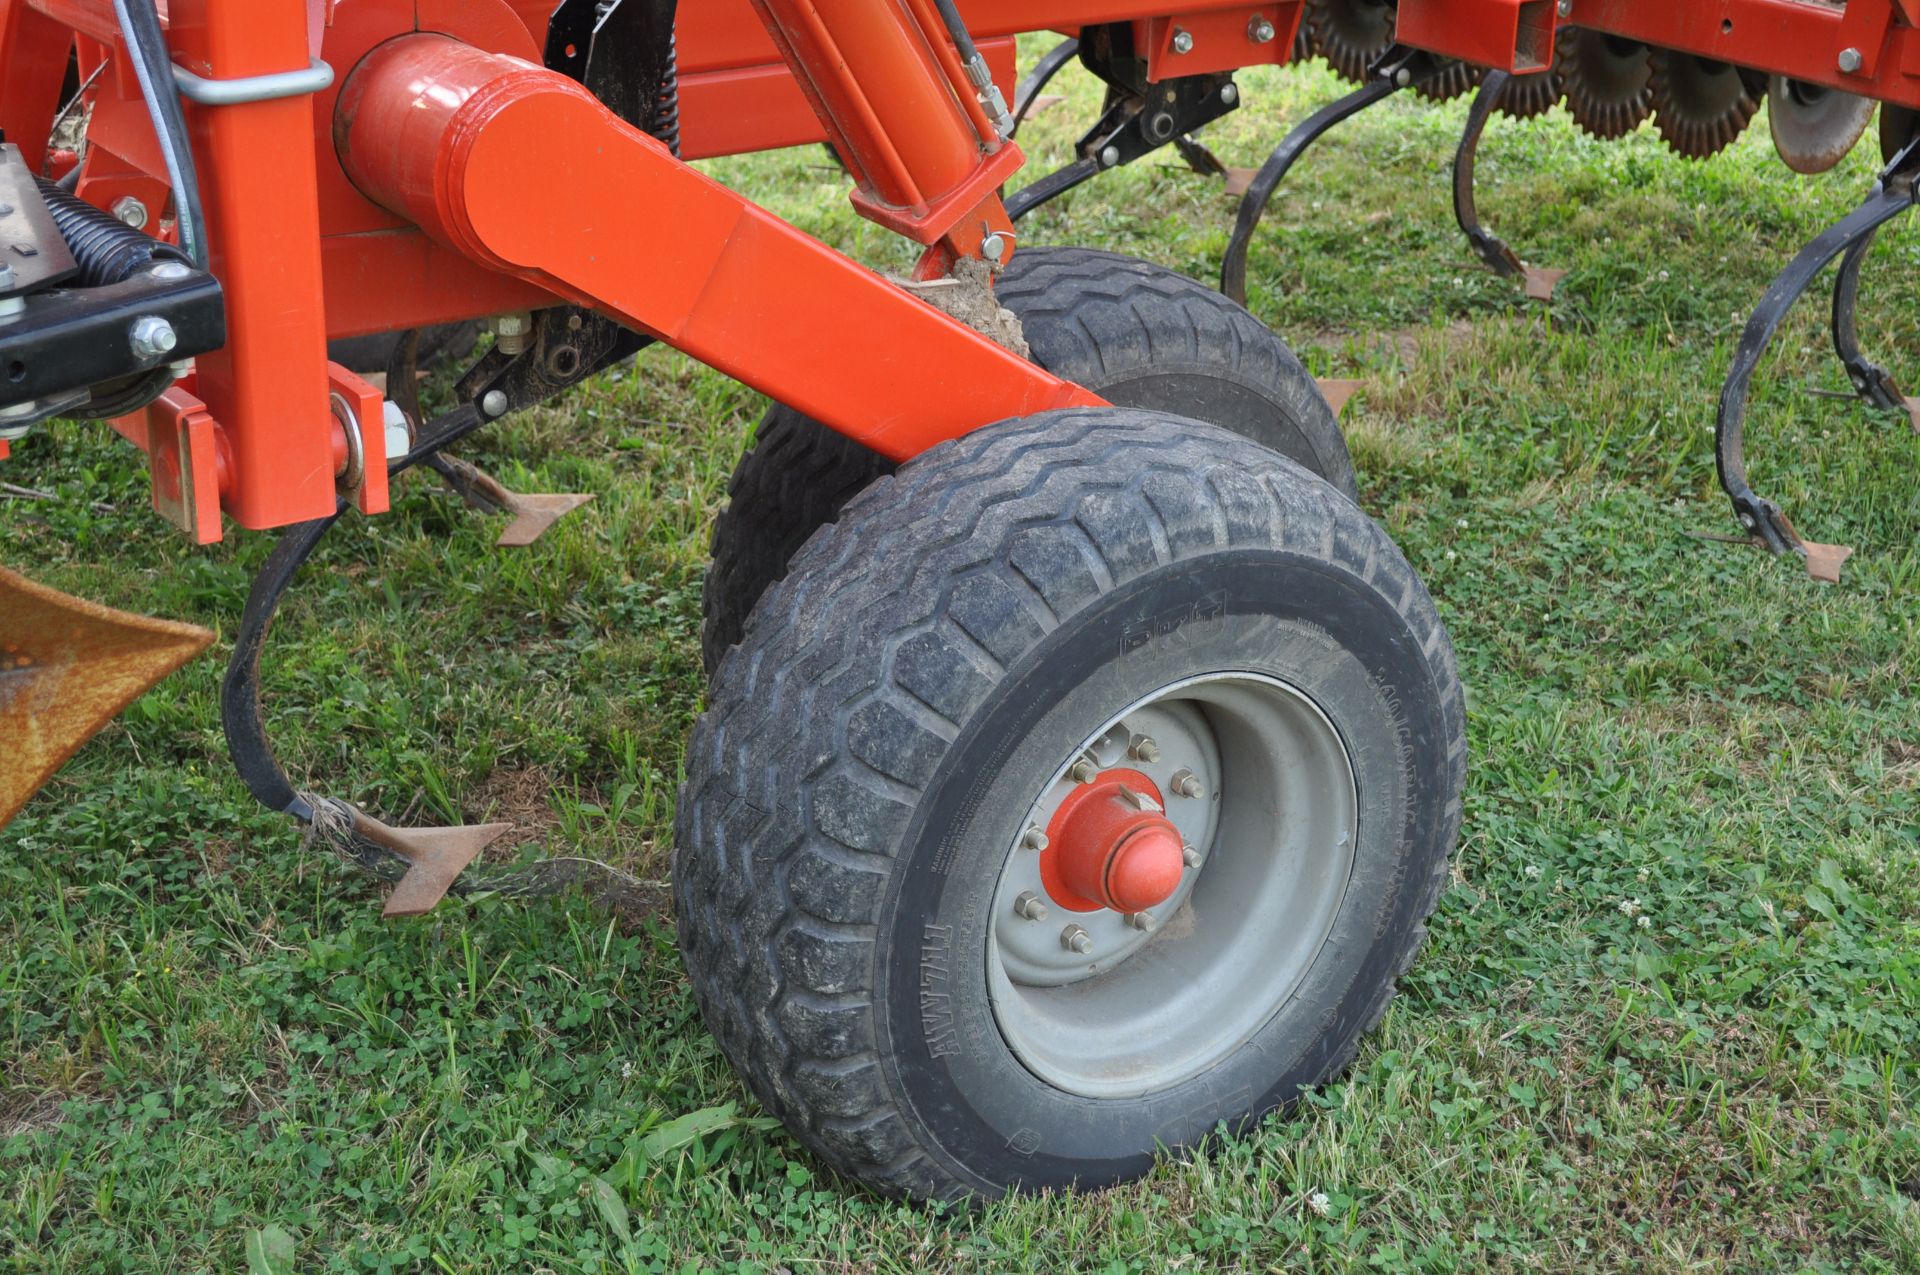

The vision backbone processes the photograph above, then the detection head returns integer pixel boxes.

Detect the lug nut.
[1170,27,1194,54]
[1013,891,1049,921]
[1171,768,1204,799]
[1129,735,1161,764]
[1126,911,1156,932]
[1248,15,1277,43]
[1061,924,1093,955]
[129,315,178,362]
[1182,844,1202,868]
[1022,825,1050,851]
[1068,758,1099,784]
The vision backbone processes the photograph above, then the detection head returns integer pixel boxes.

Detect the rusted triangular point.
[1522,265,1567,303]
[1224,167,1259,198]
[1904,398,1920,434]
[345,807,513,917]
[1800,540,1854,584]
[496,492,596,548]
[1027,94,1066,118]
[0,566,214,829]
[1316,379,1364,416]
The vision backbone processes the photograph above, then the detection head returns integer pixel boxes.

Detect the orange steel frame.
[0,0,1300,538]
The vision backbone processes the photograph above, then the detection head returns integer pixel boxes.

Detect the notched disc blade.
[1414,59,1483,104]
[1306,0,1395,85]
[0,566,213,828]
[346,808,513,918]
[1769,75,1875,174]
[1497,68,1562,120]
[1649,50,1766,159]
[1558,28,1653,141]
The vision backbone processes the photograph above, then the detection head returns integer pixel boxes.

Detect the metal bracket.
[171,59,334,106]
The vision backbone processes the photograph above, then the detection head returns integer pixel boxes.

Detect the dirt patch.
[468,764,561,856]
[0,1089,73,1138]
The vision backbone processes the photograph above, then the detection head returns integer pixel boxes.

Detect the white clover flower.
[1307,1191,1332,1217]
[1456,518,1469,529]
[1618,898,1642,917]
[1637,915,1652,930]
[1445,550,1458,561]
[1524,865,1542,880]
[620,1061,635,1079]
[1637,868,1650,882]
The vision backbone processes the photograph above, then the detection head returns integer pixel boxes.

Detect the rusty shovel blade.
[0,566,214,830]
[495,492,595,548]
[346,807,512,918]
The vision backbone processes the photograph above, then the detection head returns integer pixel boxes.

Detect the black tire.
[699,246,1354,672]
[675,408,1465,1201]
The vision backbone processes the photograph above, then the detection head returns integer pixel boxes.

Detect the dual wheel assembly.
[678,250,1466,1199]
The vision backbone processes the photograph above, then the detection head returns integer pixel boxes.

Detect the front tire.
[675,408,1464,1200]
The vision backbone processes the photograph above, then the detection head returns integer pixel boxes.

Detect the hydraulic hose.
[112,0,207,269]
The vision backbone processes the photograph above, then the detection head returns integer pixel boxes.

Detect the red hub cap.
[1040,768,1186,913]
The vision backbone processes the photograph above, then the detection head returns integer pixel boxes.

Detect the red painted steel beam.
[335,35,1104,461]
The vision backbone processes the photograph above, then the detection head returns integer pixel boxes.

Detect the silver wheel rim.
[987,672,1359,1099]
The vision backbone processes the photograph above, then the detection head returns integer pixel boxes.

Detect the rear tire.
[675,408,1464,1200]
[699,247,1354,673]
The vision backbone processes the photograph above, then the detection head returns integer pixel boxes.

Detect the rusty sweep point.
[495,491,596,548]
[0,566,214,830]
[345,807,512,918]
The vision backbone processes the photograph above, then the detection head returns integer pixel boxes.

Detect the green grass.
[5,52,1920,1272]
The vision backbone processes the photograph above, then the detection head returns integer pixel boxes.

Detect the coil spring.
[652,30,682,158]
[35,177,191,288]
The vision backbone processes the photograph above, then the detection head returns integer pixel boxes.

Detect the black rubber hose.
[930,0,984,65]
[112,0,207,269]
[36,177,191,287]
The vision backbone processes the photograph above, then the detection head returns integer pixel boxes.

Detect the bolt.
[1182,844,1202,868]
[0,293,25,324]
[1013,891,1049,921]
[1170,27,1194,55]
[111,197,149,230]
[1556,0,1572,16]
[1394,67,1413,87]
[128,315,178,361]
[1099,144,1122,168]
[1738,512,1757,530]
[1220,83,1240,107]
[383,399,411,461]
[1248,15,1277,43]
[493,311,533,356]
[1126,911,1156,932]
[481,389,510,418]
[1129,735,1161,763]
[1061,924,1093,955]
[1069,758,1099,784]
[980,231,1009,263]
[1838,47,1863,74]
[0,262,12,292]
[1170,768,1204,799]
[148,261,193,281]
[1022,825,1050,852]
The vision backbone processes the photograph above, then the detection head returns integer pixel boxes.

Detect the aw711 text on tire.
[676,408,1466,1200]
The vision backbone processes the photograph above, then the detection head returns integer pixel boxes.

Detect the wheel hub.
[1041,770,1185,914]
[987,673,1359,1097]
